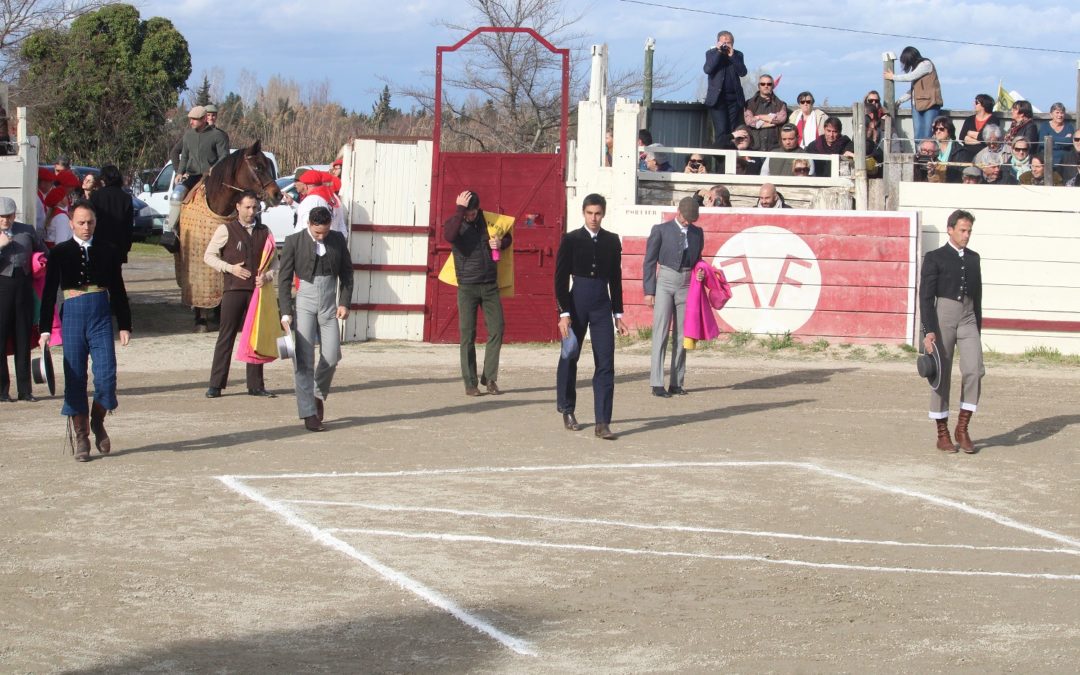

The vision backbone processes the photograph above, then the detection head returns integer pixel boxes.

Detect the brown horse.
[175,141,284,316]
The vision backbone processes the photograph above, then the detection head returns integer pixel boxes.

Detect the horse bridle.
[220,155,278,199]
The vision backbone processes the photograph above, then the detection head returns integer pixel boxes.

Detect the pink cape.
[32,251,62,345]
[683,260,732,346]
[236,233,279,364]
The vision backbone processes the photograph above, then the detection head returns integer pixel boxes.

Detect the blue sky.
[141,0,1080,115]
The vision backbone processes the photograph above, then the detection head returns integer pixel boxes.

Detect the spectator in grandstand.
[972,125,1005,169]
[643,146,672,172]
[756,183,790,209]
[1038,102,1074,168]
[604,130,614,167]
[743,74,787,151]
[914,139,939,183]
[683,153,709,174]
[1019,155,1063,186]
[884,46,942,144]
[695,185,731,207]
[961,166,983,184]
[864,90,889,174]
[762,124,812,177]
[731,126,763,176]
[637,129,653,170]
[979,162,1017,186]
[1007,138,1033,180]
[809,117,854,176]
[1060,130,1080,185]
[789,91,826,149]
[958,94,1001,162]
[703,30,748,141]
[1003,100,1039,150]
[792,158,812,176]
[929,115,965,183]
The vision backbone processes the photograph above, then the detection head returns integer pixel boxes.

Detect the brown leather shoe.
[90,401,111,455]
[563,413,581,431]
[955,409,976,453]
[485,380,502,395]
[594,423,617,440]
[71,414,92,461]
[303,415,325,432]
[315,398,324,422]
[935,418,957,453]
[465,386,481,397]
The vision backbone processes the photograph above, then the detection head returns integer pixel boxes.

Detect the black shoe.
[0,391,11,402]
[205,387,222,398]
[303,415,326,432]
[668,386,688,396]
[194,321,209,334]
[17,393,38,402]
[563,412,582,431]
[247,388,277,398]
[651,386,671,398]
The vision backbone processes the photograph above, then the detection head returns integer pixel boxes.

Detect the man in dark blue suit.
[555,194,629,440]
[703,30,748,142]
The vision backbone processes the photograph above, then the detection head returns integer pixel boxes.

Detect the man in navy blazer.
[703,30,748,142]
[643,197,705,397]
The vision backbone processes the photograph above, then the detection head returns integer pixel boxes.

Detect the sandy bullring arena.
[3,252,1079,673]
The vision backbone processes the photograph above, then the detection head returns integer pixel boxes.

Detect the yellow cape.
[438,211,515,298]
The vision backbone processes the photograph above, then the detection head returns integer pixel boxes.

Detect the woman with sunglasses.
[957,94,1001,162]
[884,46,942,145]
[789,91,825,149]
[927,116,965,183]
[1007,139,1033,181]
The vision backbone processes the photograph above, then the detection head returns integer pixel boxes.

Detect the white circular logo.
[711,226,821,334]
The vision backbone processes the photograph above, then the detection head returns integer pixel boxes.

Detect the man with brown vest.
[203,191,277,398]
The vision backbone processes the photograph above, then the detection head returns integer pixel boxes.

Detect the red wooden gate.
[424,28,569,344]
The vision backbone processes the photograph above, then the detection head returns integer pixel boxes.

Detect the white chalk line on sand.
[232,461,1080,552]
[216,476,536,657]
[324,527,1080,582]
[283,499,1080,557]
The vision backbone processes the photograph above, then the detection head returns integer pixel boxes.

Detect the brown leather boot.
[955,409,976,453]
[935,418,956,453]
[90,401,111,455]
[71,415,92,462]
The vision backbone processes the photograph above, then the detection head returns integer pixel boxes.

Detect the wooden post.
[1075,60,1080,135]
[882,52,898,149]
[1043,135,1054,187]
[643,38,655,128]
[853,101,867,210]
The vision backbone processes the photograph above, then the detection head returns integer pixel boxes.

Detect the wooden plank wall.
[900,182,1080,354]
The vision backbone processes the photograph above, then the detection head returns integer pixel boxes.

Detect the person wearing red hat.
[293,169,345,237]
[36,167,55,234]
[43,187,72,248]
[329,158,343,179]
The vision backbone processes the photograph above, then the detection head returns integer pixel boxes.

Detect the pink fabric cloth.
[683,260,732,342]
[31,251,63,345]
[236,233,278,364]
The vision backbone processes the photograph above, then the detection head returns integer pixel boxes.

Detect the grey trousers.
[294,275,341,419]
[930,297,984,418]
[651,266,691,388]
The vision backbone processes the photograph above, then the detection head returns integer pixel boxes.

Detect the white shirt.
[307,228,326,257]
[294,194,347,238]
[45,211,72,245]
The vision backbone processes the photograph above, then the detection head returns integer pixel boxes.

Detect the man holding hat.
[643,196,706,397]
[443,189,511,396]
[920,209,984,453]
[293,168,345,237]
[165,105,230,233]
[39,199,131,461]
[278,206,352,432]
[0,196,48,402]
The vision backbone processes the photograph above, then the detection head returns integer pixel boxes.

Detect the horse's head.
[240,140,283,207]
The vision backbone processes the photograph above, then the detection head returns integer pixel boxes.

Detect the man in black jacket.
[0,196,48,402]
[278,206,352,432]
[555,193,629,440]
[920,209,984,453]
[703,31,747,143]
[89,165,134,264]
[443,190,511,396]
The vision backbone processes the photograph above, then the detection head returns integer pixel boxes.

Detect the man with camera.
[703,31,747,143]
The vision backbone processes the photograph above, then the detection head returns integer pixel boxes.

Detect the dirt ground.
[2,252,1079,674]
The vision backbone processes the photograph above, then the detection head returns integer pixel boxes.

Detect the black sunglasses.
[759,82,773,87]
[798,99,813,104]
[933,126,949,131]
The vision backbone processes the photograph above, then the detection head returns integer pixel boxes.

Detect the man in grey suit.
[0,196,48,402]
[643,197,705,397]
[278,206,353,432]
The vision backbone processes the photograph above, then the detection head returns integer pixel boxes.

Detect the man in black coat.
[703,30,747,143]
[89,165,134,263]
[920,209,984,453]
[0,196,48,402]
[555,193,629,440]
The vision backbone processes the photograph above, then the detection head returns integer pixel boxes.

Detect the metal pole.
[1043,135,1054,186]
[643,38,655,127]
